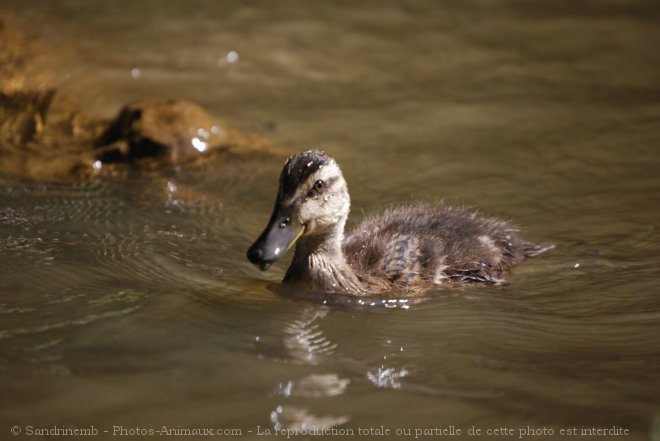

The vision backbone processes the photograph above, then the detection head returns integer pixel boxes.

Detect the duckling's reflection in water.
[266,299,498,431]
[269,282,428,309]
[248,150,553,296]
[281,305,336,364]
[268,304,351,431]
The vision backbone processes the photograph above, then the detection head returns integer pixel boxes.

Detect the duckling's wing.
[344,203,545,285]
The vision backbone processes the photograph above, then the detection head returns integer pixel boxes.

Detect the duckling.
[247,150,553,295]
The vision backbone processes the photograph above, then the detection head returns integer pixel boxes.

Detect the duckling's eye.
[307,180,326,198]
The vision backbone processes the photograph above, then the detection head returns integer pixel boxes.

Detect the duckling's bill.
[247,205,305,271]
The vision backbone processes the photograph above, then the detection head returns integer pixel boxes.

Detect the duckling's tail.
[523,242,556,257]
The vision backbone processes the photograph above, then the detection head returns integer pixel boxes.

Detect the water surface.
[1,1,660,440]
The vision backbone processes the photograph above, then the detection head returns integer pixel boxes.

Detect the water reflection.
[266,307,352,430]
[367,366,409,389]
[1,0,659,438]
[269,405,349,432]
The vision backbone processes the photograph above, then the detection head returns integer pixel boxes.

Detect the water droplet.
[92,160,103,170]
[167,181,177,193]
[130,68,141,79]
[191,137,208,152]
[226,50,239,63]
[274,381,293,397]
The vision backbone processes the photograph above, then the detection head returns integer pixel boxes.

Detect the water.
[1,1,660,439]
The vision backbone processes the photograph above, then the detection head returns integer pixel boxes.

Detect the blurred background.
[1,1,659,440]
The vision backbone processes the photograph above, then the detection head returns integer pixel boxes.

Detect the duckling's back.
[343,202,551,287]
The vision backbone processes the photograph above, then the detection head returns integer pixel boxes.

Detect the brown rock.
[0,10,288,183]
[94,99,233,163]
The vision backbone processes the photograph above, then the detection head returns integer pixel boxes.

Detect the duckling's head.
[247,150,350,270]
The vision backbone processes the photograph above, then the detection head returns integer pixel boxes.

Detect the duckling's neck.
[284,220,366,295]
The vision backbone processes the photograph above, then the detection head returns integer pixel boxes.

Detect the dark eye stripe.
[324,176,339,188]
